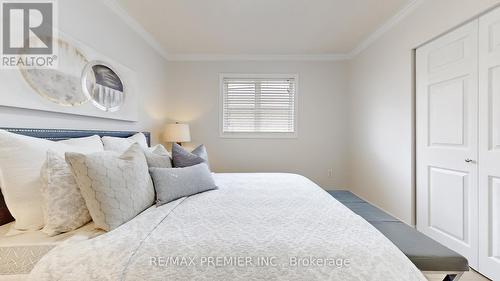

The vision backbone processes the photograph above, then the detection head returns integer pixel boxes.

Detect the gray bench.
[328,190,468,281]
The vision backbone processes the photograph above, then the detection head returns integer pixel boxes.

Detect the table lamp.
[163,123,191,146]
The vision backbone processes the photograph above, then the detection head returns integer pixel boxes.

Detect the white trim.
[101,0,169,60]
[103,0,423,62]
[218,73,299,139]
[220,73,299,79]
[349,0,424,57]
[168,54,350,62]
[219,132,298,139]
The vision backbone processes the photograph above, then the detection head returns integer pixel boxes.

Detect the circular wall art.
[81,61,125,112]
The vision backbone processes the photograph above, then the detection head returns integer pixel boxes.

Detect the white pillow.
[0,130,103,231]
[59,136,105,151]
[150,144,171,157]
[40,150,92,236]
[101,133,148,153]
[66,143,155,231]
[144,144,172,168]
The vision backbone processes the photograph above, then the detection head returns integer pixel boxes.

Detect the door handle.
[465,159,474,163]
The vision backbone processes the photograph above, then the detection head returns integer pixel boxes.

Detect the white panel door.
[416,20,479,268]
[478,6,500,280]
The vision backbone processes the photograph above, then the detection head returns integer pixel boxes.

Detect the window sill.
[219,132,298,139]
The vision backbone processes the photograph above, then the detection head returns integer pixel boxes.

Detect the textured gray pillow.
[149,163,217,206]
[65,143,155,231]
[171,143,209,168]
[144,144,172,168]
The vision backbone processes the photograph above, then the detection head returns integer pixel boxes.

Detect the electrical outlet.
[328,169,333,178]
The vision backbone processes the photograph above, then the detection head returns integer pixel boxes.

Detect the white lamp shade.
[163,123,191,143]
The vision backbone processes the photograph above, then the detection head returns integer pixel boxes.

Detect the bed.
[0,128,426,281]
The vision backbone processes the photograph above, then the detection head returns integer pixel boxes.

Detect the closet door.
[478,6,500,280]
[416,20,479,268]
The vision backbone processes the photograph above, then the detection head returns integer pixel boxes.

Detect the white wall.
[348,0,500,225]
[0,0,169,144]
[0,0,349,189]
[165,61,349,188]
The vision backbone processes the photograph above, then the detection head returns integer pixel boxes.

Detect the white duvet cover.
[28,173,425,281]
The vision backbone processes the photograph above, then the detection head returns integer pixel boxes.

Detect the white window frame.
[219,73,299,139]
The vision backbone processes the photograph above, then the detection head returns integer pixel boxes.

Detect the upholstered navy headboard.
[0,128,151,225]
[0,128,151,145]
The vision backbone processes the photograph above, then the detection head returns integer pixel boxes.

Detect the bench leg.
[443,272,463,281]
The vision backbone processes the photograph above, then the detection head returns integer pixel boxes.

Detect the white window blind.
[221,75,297,135]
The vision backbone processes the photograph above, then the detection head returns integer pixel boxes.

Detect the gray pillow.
[171,143,209,168]
[65,143,155,231]
[144,144,172,168]
[149,163,217,206]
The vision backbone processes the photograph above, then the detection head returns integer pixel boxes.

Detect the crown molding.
[101,0,169,60]
[166,53,351,62]
[349,0,424,57]
[103,0,423,62]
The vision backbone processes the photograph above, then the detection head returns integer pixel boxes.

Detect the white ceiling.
[113,0,415,59]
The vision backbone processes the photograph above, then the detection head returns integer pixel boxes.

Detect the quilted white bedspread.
[28,173,425,281]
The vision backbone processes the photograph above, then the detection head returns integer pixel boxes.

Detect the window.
[220,74,298,138]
